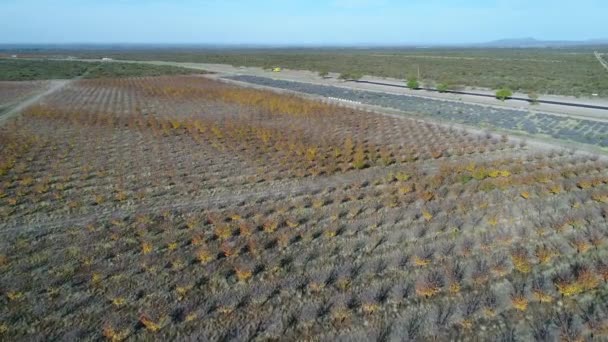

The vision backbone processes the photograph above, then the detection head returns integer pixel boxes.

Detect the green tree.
[436,83,449,93]
[495,88,513,101]
[407,78,420,90]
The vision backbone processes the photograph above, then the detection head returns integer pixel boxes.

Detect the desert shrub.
[433,301,456,330]
[527,91,539,104]
[235,264,253,282]
[339,71,363,81]
[531,275,554,303]
[416,270,444,298]
[139,314,162,333]
[414,246,435,267]
[510,282,529,312]
[196,247,214,264]
[553,264,599,297]
[569,236,591,254]
[495,88,513,101]
[436,83,449,93]
[391,311,427,341]
[511,247,532,274]
[407,78,420,90]
[215,224,233,239]
[445,261,465,293]
[460,294,482,327]
[552,309,583,342]
[535,244,554,264]
[352,146,367,169]
[596,259,608,282]
[471,258,490,287]
[482,290,499,317]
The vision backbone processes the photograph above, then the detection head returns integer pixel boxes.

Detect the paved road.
[225,74,608,148]
[130,60,608,120]
[353,79,608,111]
[27,57,607,118]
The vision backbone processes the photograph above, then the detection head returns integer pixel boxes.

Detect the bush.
[352,146,367,169]
[527,91,539,105]
[495,88,513,101]
[407,78,420,90]
[436,83,449,93]
[339,71,363,81]
[350,71,363,81]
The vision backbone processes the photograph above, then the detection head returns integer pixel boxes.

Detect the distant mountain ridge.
[478,37,608,48]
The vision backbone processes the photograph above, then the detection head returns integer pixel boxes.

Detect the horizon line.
[1,40,608,49]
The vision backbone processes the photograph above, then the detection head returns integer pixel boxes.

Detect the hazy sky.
[1,0,606,44]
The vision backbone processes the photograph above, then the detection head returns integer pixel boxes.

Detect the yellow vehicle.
[272,67,282,72]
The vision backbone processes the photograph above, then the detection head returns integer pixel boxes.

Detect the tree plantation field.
[1,75,608,340]
[228,75,608,149]
[0,80,50,112]
[17,47,608,97]
[0,59,207,81]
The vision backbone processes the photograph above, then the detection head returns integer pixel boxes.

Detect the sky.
[0,0,607,45]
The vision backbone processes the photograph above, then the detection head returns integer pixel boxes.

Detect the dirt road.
[0,79,70,125]
[0,60,105,125]
[595,51,608,72]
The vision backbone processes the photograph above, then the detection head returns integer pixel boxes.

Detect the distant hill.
[478,37,608,48]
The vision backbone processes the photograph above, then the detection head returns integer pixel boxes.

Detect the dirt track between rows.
[0,80,71,125]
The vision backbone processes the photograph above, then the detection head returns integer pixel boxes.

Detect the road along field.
[226,75,608,151]
[61,58,608,120]
[35,47,608,97]
[1,75,608,340]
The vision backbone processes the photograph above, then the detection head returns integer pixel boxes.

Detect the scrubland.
[0,59,206,81]
[1,75,608,340]
[36,47,608,97]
